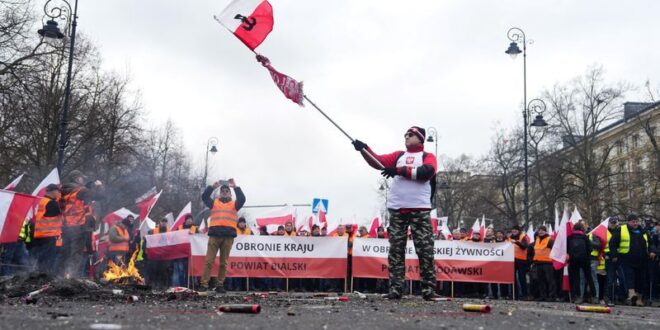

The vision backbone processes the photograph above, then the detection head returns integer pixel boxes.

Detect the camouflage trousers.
[387,210,436,296]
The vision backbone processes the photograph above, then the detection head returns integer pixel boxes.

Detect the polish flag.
[318,209,328,229]
[102,208,138,226]
[170,202,192,230]
[3,174,24,191]
[135,188,161,222]
[439,217,452,240]
[587,218,610,262]
[145,229,191,261]
[368,214,380,238]
[550,208,572,271]
[139,217,156,238]
[255,206,293,234]
[32,168,60,197]
[526,222,535,243]
[552,207,560,239]
[0,189,40,243]
[468,219,481,240]
[199,217,209,234]
[215,0,274,50]
[480,215,486,239]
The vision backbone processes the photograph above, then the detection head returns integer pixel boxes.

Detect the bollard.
[462,303,491,313]
[324,296,349,302]
[576,305,611,313]
[218,304,261,314]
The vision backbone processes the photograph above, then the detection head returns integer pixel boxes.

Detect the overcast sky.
[72,0,659,226]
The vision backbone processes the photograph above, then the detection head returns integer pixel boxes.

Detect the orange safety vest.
[533,236,552,262]
[237,227,252,235]
[177,225,197,234]
[153,226,169,234]
[512,233,527,261]
[284,230,296,237]
[34,197,62,239]
[63,189,86,227]
[209,200,238,229]
[108,225,129,252]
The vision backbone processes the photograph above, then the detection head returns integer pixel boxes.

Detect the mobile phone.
[218,180,230,186]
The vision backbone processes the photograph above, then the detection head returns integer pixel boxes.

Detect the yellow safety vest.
[617,225,648,254]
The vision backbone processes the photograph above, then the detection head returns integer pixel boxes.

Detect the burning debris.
[102,251,144,285]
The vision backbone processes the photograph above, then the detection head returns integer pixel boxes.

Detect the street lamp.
[379,180,389,225]
[38,0,79,173]
[505,27,548,226]
[202,137,219,187]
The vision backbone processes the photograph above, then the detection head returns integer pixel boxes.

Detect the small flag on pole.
[215,0,274,50]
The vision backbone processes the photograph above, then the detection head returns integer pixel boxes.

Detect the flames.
[103,250,144,285]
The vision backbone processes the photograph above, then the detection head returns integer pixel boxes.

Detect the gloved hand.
[352,139,367,151]
[381,167,397,178]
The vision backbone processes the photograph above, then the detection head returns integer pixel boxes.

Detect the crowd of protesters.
[1,171,658,307]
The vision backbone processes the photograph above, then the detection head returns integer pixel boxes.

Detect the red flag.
[368,215,380,238]
[136,189,161,222]
[0,189,40,243]
[170,202,192,230]
[588,218,609,261]
[255,206,293,234]
[3,174,24,191]
[215,0,274,50]
[318,209,327,229]
[256,55,304,106]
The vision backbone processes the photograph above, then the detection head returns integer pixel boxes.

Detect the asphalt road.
[1,290,659,330]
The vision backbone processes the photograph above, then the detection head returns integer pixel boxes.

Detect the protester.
[199,179,245,293]
[567,222,596,303]
[236,217,252,235]
[353,126,440,300]
[276,225,285,236]
[609,213,650,306]
[284,221,296,236]
[29,184,62,274]
[311,225,321,237]
[377,226,386,239]
[171,215,196,287]
[61,170,103,277]
[107,216,132,266]
[528,226,556,301]
[321,226,328,236]
[509,224,529,299]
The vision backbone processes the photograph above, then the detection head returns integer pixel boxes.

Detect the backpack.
[568,235,588,261]
[394,151,437,204]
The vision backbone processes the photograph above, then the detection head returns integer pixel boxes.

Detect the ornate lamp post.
[38,0,79,172]
[202,137,219,187]
[505,27,548,226]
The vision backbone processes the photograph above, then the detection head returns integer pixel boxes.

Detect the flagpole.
[303,95,385,170]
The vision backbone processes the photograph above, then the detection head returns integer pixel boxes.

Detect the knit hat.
[406,126,426,143]
[538,225,548,232]
[45,183,60,192]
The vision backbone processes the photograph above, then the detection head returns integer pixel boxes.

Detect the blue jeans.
[605,259,625,301]
[514,260,528,299]
[589,259,600,299]
[0,242,29,276]
[171,258,189,287]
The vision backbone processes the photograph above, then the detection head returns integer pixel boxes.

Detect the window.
[632,134,639,148]
[616,140,624,155]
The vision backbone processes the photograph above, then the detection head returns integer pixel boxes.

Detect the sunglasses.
[220,189,231,193]
[404,132,415,138]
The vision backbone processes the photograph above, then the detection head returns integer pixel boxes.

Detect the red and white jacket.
[361,144,437,210]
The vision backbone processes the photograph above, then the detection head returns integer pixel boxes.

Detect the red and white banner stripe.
[145,229,192,261]
[0,189,40,243]
[352,239,514,283]
[190,235,347,278]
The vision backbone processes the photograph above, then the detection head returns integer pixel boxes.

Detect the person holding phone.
[199,178,246,293]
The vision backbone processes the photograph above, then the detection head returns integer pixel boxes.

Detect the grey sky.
[74,0,660,226]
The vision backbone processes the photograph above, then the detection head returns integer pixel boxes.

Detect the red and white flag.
[0,189,40,243]
[368,213,380,238]
[32,168,60,197]
[145,230,191,261]
[3,174,24,191]
[550,208,572,270]
[256,55,304,106]
[170,202,192,230]
[215,0,274,50]
[588,217,610,261]
[255,206,293,234]
[439,217,452,240]
[318,209,328,229]
[525,222,535,243]
[468,219,481,240]
[430,209,439,236]
[135,188,161,222]
[102,208,137,226]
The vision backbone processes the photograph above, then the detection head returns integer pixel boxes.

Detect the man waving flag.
[215,0,274,50]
